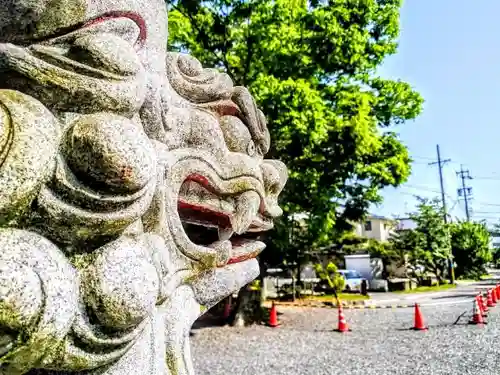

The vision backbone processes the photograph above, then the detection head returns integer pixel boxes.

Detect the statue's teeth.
[207,240,232,266]
[230,191,260,234]
[218,227,234,241]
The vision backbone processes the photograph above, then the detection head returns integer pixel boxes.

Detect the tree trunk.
[230,285,264,327]
[434,267,442,285]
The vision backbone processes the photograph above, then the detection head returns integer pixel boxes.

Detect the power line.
[472,216,500,222]
[456,165,473,221]
[399,185,458,206]
[412,155,461,167]
[472,175,500,181]
[388,184,462,210]
[475,201,500,207]
[387,184,500,212]
[403,184,441,193]
[394,169,500,213]
[383,169,500,218]
[411,155,437,162]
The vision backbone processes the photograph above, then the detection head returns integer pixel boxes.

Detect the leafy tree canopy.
[450,220,492,279]
[389,198,450,283]
[167,0,424,267]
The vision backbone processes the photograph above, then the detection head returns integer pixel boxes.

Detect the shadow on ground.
[191,307,282,331]
[431,293,475,300]
[473,281,498,286]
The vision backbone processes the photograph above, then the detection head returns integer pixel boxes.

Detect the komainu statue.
[0,1,287,374]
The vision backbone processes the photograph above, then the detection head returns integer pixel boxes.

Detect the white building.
[354,214,397,242]
[489,231,500,249]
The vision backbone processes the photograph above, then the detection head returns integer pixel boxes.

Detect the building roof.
[366,214,393,221]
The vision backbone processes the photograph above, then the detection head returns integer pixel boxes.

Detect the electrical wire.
[389,155,500,224]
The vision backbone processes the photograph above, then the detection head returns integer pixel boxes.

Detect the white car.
[338,269,365,292]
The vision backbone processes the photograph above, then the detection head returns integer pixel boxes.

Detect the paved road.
[366,272,500,307]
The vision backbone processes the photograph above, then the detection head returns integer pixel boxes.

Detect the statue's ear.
[231,87,270,156]
[139,82,193,148]
[165,52,233,103]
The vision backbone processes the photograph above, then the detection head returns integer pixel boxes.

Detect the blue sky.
[374,0,500,226]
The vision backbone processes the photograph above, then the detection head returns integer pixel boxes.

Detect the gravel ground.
[192,303,500,375]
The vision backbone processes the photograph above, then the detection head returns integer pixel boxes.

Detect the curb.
[354,304,412,309]
[267,300,414,310]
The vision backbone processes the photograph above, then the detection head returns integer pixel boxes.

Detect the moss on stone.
[32,0,87,40]
[70,252,97,271]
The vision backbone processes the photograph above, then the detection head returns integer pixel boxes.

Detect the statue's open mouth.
[177,174,273,266]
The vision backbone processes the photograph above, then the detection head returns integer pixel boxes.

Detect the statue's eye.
[247,142,256,157]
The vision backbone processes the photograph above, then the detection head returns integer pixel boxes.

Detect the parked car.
[337,269,364,292]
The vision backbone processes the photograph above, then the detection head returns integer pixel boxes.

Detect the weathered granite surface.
[0,1,287,374]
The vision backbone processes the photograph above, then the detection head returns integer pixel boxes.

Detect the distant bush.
[314,262,345,294]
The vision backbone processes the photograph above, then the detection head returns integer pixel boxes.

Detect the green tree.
[409,198,451,283]
[493,248,500,268]
[450,220,492,279]
[314,262,345,297]
[167,0,423,269]
[389,228,426,283]
[490,222,500,267]
[389,198,451,284]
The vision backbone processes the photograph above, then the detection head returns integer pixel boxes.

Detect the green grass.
[456,274,492,283]
[304,293,370,301]
[395,283,457,294]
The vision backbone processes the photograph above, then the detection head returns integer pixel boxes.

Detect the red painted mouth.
[32,11,148,48]
[82,11,147,47]
[177,174,271,266]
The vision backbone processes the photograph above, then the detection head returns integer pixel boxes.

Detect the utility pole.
[456,165,473,221]
[428,144,455,284]
[428,145,451,223]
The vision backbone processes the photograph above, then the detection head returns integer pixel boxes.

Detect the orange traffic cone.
[469,298,485,325]
[222,296,232,320]
[268,302,279,327]
[336,304,349,333]
[477,294,487,316]
[492,288,498,304]
[482,292,489,313]
[487,290,495,307]
[412,303,427,331]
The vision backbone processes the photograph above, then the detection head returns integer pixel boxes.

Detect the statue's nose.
[261,159,287,200]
